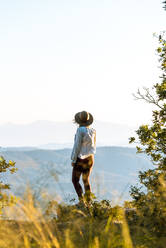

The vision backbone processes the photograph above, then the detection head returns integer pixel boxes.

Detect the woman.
[71,111,96,204]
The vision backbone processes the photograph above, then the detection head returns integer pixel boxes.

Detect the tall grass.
[0,189,135,248]
[2,187,166,248]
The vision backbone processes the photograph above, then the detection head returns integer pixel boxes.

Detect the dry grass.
[0,190,135,248]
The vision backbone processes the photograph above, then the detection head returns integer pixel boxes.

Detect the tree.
[0,156,17,216]
[129,32,166,244]
[163,1,166,11]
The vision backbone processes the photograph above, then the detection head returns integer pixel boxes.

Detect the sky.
[0,0,165,126]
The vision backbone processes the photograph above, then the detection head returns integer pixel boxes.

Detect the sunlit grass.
[0,187,165,248]
[0,188,135,248]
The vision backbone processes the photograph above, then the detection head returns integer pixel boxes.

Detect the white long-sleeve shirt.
[71,126,96,163]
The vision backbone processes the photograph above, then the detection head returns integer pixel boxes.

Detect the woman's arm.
[71,128,83,164]
[94,130,96,148]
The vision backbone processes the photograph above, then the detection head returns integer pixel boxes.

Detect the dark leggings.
[72,155,94,199]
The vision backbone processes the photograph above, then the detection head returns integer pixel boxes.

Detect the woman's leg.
[82,167,92,194]
[72,166,83,199]
[82,155,94,200]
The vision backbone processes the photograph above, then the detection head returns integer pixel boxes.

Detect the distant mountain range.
[0,120,137,147]
[0,146,153,204]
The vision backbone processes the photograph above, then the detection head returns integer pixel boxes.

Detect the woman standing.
[71,111,96,204]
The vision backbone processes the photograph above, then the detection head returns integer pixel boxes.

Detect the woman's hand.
[71,162,76,167]
[91,154,94,165]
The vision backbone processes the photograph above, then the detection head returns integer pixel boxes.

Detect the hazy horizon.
[0,119,137,147]
[0,118,137,127]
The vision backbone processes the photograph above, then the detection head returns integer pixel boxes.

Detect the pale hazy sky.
[0,0,165,126]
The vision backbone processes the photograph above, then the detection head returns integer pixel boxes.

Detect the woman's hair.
[72,119,89,127]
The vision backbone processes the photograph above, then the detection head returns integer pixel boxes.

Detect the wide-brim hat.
[74,111,93,126]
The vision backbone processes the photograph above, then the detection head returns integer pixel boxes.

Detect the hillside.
[0,146,152,203]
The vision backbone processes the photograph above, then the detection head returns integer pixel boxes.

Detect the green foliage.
[0,156,17,215]
[44,199,128,248]
[47,199,123,221]
[129,33,166,247]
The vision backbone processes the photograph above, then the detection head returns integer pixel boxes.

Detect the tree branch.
[133,87,163,109]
